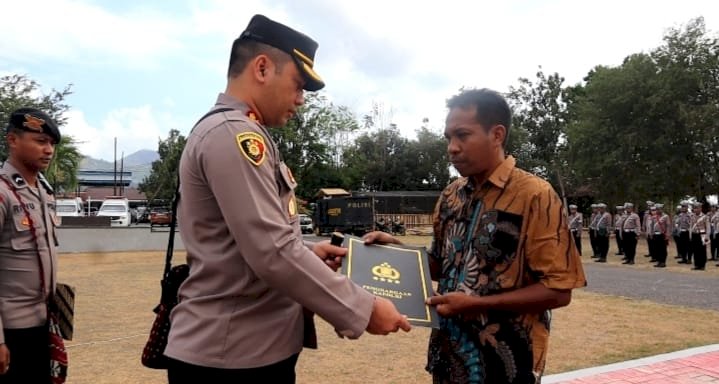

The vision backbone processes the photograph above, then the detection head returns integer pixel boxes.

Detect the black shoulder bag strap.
[163,107,234,276]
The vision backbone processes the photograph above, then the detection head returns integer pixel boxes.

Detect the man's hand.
[426,292,476,317]
[0,343,9,375]
[312,241,347,272]
[362,231,403,246]
[366,297,411,335]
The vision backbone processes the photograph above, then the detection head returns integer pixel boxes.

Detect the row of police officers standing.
[567,201,719,270]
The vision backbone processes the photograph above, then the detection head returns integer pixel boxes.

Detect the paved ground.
[582,263,719,311]
[545,345,719,383]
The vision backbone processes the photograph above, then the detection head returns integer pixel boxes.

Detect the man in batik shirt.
[423,89,586,383]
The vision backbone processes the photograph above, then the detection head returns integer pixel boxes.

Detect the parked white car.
[97,197,131,227]
[56,198,84,217]
[299,214,314,234]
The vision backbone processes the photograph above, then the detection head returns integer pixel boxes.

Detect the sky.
[1,0,718,162]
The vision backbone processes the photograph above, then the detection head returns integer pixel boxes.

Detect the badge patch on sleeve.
[236,132,266,166]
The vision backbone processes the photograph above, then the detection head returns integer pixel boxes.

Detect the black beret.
[238,14,325,91]
[6,107,61,144]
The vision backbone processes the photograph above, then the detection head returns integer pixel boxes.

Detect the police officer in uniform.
[589,204,599,258]
[621,203,640,265]
[0,108,61,383]
[595,203,612,262]
[164,15,410,384]
[709,203,718,261]
[672,205,681,260]
[652,204,670,268]
[643,201,654,259]
[689,202,710,270]
[677,202,692,264]
[568,204,583,255]
[614,205,625,256]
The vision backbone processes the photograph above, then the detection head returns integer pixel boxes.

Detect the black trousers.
[167,353,300,384]
[623,232,637,262]
[614,230,624,254]
[679,231,691,262]
[710,234,718,260]
[652,236,668,264]
[646,235,652,256]
[673,234,681,258]
[691,235,707,269]
[589,229,597,256]
[0,326,50,384]
[597,234,610,260]
[571,230,582,256]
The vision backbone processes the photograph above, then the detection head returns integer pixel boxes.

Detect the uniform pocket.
[11,213,36,250]
[277,162,299,224]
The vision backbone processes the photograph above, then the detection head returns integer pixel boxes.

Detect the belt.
[681,229,688,232]
[623,230,636,233]
[654,232,662,235]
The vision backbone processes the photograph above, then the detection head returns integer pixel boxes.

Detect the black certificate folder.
[340,236,439,328]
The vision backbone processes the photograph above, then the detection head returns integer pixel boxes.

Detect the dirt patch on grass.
[58,249,719,383]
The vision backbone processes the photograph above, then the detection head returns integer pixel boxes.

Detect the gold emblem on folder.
[372,262,400,284]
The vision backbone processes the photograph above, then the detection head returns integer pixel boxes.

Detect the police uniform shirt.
[165,94,375,369]
[644,211,654,233]
[589,212,600,230]
[679,211,692,231]
[569,212,583,231]
[691,212,710,237]
[710,210,719,235]
[614,212,626,231]
[597,212,612,231]
[622,212,641,232]
[0,161,58,343]
[653,213,670,237]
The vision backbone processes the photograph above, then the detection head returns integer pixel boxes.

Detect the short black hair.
[227,39,292,78]
[447,88,512,146]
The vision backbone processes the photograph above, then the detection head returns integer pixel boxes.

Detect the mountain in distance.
[79,149,158,187]
[123,149,159,167]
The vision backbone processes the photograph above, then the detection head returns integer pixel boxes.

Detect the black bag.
[141,107,232,369]
[50,282,76,341]
[140,182,184,369]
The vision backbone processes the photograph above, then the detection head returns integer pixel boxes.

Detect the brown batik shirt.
[426,156,587,384]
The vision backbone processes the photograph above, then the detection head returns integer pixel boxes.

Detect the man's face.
[261,58,305,127]
[444,107,501,178]
[681,206,688,213]
[8,131,55,171]
[693,205,701,214]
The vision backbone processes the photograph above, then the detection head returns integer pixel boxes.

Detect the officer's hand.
[366,297,411,335]
[362,231,403,246]
[426,292,475,317]
[312,241,347,272]
[0,343,9,375]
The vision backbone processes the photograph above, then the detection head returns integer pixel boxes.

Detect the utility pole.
[113,137,117,196]
[119,151,124,196]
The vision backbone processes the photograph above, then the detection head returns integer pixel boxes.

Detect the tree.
[566,17,719,205]
[270,93,359,198]
[139,129,187,203]
[46,136,83,194]
[1,74,81,193]
[507,68,572,194]
[407,126,450,190]
[0,75,73,161]
[651,17,719,202]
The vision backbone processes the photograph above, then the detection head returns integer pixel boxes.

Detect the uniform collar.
[0,161,30,189]
[216,93,261,124]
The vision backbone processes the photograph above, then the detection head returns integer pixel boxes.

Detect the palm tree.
[46,135,82,194]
